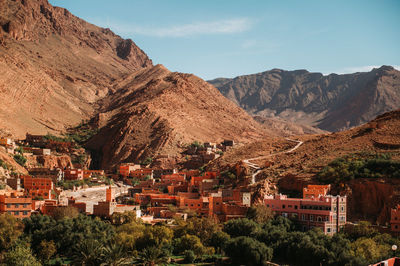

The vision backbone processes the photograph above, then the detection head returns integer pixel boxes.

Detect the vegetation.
[221,170,236,180]
[0,211,399,265]
[190,141,204,149]
[141,157,153,166]
[13,154,27,166]
[0,159,8,170]
[318,153,400,183]
[57,175,113,190]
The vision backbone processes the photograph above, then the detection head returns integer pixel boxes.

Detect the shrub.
[184,249,196,263]
[13,154,27,166]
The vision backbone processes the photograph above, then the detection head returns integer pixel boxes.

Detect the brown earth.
[25,154,73,169]
[211,109,400,223]
[209,66,400,132]
[0,0,152,137]
[86,64,271,169]
[0,148,28,175]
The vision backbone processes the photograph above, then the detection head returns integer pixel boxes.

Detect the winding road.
[243,138,304,184]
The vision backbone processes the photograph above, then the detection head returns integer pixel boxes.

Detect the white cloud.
[105,18,252,38]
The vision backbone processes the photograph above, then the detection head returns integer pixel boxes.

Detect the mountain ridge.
[209,65,400,131]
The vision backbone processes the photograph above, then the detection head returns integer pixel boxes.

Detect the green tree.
[0,213,23,251]
[209,231,230,254]
[100,242,133,266]
[70,238,104,266]
[247,204,274,224]
[183,249,196,263]
[2,242,41,266]
[37,240,57,263]
[136,246,169,266]
[225,236,272,266]
[224,218,260,238]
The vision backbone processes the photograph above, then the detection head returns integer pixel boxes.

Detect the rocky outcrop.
[25,154,73,169]
[209,66,400,132]
[0,0,152,137]
[86,65,270,169]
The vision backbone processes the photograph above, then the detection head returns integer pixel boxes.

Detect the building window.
[23,211,28,215]
[14,204,19,208]
[302,214,306,220]
[340,216,345,221]
[333,207,337,211]
[295,205,298,209]
[282,205,285,209]
[6,204,11,208]
[327,228,331,233]
[310,215,313,221]
[23,204,28,208]
[14,211,19,215]
[266,204,269,207]
[317,216,322,222]
[395,225,398,229]
[288,205,292,208]
[341,206,344,211]
[396,217,398,220]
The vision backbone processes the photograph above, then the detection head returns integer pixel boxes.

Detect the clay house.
[93,186,141,218]
[6,177,21,190]
[28,168,64,182]
[161,173,186,183]
[264,193,347,235]
[63,168,84,180]
[83,170,105,179]
[23,176,55,200]
[390,205,400,233]
[25,134,47,147]
[129,169,154,180]
[0,192,32,219]
[0,137,16,153]
[119,163,141,177]
[153,168,178,179]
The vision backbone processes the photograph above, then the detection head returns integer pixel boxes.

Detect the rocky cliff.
[86,64,270,169]
[0,0,152,137]
[209,66,400,132]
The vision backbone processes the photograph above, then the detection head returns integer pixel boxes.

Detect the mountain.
[0,0,271,169]
[86,64,269,169]
[0,0,152,137]
[209,66,400,131]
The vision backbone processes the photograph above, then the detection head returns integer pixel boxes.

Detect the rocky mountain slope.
[209,66,400,131]
[0,0,152,137]
[212,109,400,224]
[86,64,270,169]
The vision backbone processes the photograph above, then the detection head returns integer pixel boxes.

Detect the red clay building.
[130,169,154,180]
[161,173,186,183]
[23,176,54,200]
[63,169,84,180]
[119,164,141,177]
[0,193,32,218]
[391,205,400,232]
[264,194,347,235]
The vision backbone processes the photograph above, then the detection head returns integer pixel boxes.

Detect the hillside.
[209,66,400,131]
[212,109,400,223]
[86,64,270,169]
[0,0,152,137]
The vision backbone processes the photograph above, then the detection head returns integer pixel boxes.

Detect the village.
[1,133,400,238]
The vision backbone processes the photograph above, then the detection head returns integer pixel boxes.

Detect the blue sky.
[50,0,400,80]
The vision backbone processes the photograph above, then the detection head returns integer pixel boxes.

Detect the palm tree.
[100,242,133,266]
[70,238,104,266]
[136,246,170,266]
